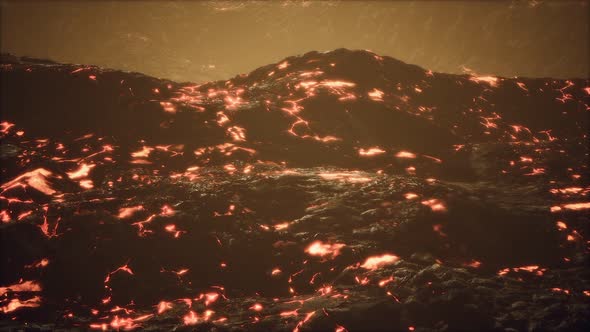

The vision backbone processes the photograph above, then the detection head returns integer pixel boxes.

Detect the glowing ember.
[556,221,567,230]
[109,316,141,330]
[156,301,172,314]
[117,205,144,219]
[562,202,590,211]
[549,187,584,195]
[317,285,332,295]
[183,310,198,325]
[160,205,176,216]
[0,210,11,223]
[320,80,355,88]
[105,263,134,283]
[224,94,246,111]
[355,276,370,285]
[131,146,154,158]
[464,260,482,268]
[551,288,570,295]
[293,311,316,332]
[274,222,290,230]
[524,168,545,176]
[1,168,57,195]
[498,265,545,276]
[361,254,399,270]
[164,224,184,238]
[281,309,299,317]
[516,82,528,91]
[227,126,247,141]
[0,280,41,296]
[18,211,33,220]
[469,75,499,87]
[395,151,417,159]
[278,61,289,69]
[249,303,263,311]
[305,241,345,259]
[175,269,189,276]
[421,199,447,212]
[79,179,94,189]
[1,296,42,313]
[335,325,348,332]
[368,88,384,101]
[160,101,176,114]
[378,276,395,287]
[25,258,49,269]
[0,121,15,134]
[358,147,386,156]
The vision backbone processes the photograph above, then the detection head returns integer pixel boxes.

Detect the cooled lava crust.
[1,49,589,331]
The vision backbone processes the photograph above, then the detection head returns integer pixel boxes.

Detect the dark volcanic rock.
[0,49,589,331]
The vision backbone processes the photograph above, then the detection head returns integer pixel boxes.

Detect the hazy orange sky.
[1,1,588,82]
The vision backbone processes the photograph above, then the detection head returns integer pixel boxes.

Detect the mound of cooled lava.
[1,49,589,331]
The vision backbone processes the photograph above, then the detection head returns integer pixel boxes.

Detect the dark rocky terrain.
[0,49,589,331]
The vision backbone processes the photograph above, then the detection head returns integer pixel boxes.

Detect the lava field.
[0,49,589,331]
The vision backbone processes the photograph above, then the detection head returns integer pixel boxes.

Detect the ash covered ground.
[0,49,589,331]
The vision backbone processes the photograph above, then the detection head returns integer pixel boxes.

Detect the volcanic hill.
[1,49,589,331]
